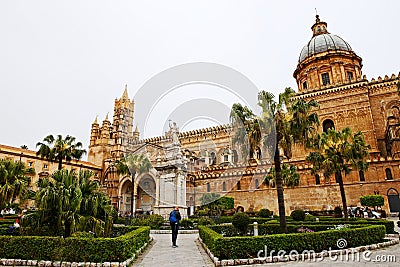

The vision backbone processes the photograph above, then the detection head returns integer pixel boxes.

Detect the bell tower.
[112,85,135,157]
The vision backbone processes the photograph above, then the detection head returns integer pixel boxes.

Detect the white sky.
[1,1,399,159]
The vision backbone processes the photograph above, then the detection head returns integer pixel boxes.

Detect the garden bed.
[0,226,150,262]
[199,224,386,260]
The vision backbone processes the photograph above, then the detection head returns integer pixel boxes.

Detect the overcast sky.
[1,1,399,159]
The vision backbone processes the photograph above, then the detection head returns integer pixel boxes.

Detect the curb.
[199,234,400,266]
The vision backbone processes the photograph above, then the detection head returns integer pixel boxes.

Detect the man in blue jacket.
[169,206,181,248]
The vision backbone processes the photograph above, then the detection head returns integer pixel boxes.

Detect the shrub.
[199,225,385,259]
[70,231,95,238]
[180,219,194,229]
[291,210,305,221]
[218,196,234,210]
[334,206,342,218]
[198,217,215,226]
[258,208,271,218]
[130,214,164,229]
[232,212,250,235]
[360,195,384,207]
[147,214,164,229]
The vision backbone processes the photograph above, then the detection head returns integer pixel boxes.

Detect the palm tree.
[115,154,152,215]
[306,128,370,221]
[230,103,261,160]
[23,169,113,237]
[264,163,300,188]
[231,88,319,233]
[36,134,86,170]
[0,159,35,208]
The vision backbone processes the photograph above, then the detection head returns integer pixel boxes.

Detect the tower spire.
[122,84,129,99]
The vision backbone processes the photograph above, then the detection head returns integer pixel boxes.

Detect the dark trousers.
[170,222,179,245]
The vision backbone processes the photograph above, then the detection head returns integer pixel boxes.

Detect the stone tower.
[112,85,135,158]
[88,86,136,166]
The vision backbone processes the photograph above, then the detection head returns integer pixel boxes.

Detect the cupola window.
[321,73,330,86]
[303,81,308,90]
[347,71,353,82]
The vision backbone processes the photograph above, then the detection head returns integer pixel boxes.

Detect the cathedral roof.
[298,15,353,63]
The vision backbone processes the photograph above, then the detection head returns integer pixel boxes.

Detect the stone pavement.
[133,233,214,267]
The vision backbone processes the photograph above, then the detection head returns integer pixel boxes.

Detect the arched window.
[323,119,335,133]
[256,147,261,159]
[210,152,216,165]
[222,181,226,191]
[255,179,259,189]
[359,170,365,182]
[207,182,210,192]
[237,181,241,190]
[386,168,393,180]
[315,174,320,185]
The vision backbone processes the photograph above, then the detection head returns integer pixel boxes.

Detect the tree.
[115,153,152,215]
[230,103,261,160]
[36,134,86,170]
[22,169,114,237]
[257,88,319,233]
[264,163,300,188]
[0,159,35,208]
[20,145,28,150]
[230,89,319,232]
[306,128,370,221]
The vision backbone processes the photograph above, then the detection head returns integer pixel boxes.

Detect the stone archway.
[119,177,133,215]
[136,175,156,215]
[387,188,400,213]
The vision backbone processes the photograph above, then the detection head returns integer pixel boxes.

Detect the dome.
[299,34,352,63]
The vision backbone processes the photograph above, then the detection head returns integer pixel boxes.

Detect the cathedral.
[87,15,400,216]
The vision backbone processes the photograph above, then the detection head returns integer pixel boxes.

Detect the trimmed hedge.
[0,226,150,262]
[199,224,385,259]
[206,216,394,233]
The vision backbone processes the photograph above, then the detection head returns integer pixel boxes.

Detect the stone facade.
[86,15,400,216]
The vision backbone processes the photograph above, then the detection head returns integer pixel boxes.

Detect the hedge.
[273,219,394,234]
[0,226,150,262]
[199,225,385,259]
[206,216,394,233]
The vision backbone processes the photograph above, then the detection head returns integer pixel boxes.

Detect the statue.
[169,121,180,145]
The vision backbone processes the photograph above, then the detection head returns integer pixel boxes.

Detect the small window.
[303,81,308,90]
[322,119,335,133]
[386,168,393,180]
[28,161,33,167]
[255,179,259,189]
[43,164,48,169]
[207,182,210,192]
[224,155,229,162]
[237,181,241,190]
[222,181,226,191]
[322,73,330,86]
[347,71,353,82]
[315,174,320,185]
[359,170,365,182]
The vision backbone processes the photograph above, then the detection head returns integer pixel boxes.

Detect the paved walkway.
[133,233,213,267]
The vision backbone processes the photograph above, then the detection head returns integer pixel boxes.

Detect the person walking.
[169,206,181,248]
